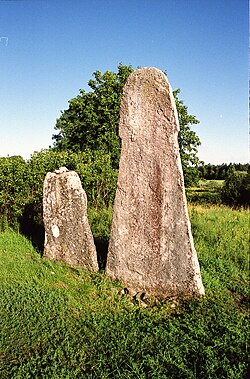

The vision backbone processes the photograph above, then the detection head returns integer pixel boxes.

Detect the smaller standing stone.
[43,167,98,271]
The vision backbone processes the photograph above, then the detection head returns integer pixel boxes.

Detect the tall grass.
[0,205,249,378]
[189,205,249,298]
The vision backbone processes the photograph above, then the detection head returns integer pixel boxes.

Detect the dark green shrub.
[240,171,250,205]
[0,156,30,230]
[221,171,250,206]
[27,149,118,209]
[0,149,117,247]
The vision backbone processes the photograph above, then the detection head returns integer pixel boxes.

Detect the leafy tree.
[53,64,133,168]
[173,89,201,186]
[53,64,201,186]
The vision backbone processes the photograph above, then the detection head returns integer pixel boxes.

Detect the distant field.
[186,179,224,204]
[198,179,224,187]
[0,204,249,378]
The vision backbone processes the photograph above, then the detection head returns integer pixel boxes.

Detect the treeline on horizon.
[198,162,249,180]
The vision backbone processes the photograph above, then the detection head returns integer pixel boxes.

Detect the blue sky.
[0,0,248,163]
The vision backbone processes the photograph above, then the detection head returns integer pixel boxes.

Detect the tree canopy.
[53,64,201,186]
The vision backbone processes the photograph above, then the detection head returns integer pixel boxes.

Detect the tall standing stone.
[43,167,98,271]
[106,68,204,298]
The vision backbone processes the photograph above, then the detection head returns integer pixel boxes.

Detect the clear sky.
[0,0,248,164]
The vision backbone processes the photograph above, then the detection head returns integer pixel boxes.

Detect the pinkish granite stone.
[106,68,205,298]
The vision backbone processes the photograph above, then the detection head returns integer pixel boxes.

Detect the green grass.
[0,205,249,378]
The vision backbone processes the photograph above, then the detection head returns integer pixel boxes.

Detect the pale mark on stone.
[52,225,60,238]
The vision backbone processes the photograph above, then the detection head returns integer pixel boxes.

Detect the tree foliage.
[173,89,201,186]
[53,64,201,186]
[198,163,249,180]
[53,64,133,168]
[0,156,28,229]
[221,170,250,207]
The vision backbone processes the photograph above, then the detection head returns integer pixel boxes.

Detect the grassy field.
[186,180,224,205]
[0,205,249,378]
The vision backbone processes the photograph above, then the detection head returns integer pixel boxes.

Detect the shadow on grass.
[94,238,108,271]
[19,203,109,270]
[19,203,45,254]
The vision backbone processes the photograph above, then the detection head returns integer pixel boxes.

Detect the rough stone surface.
[106,67,205,298]
[43,167,98,271]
